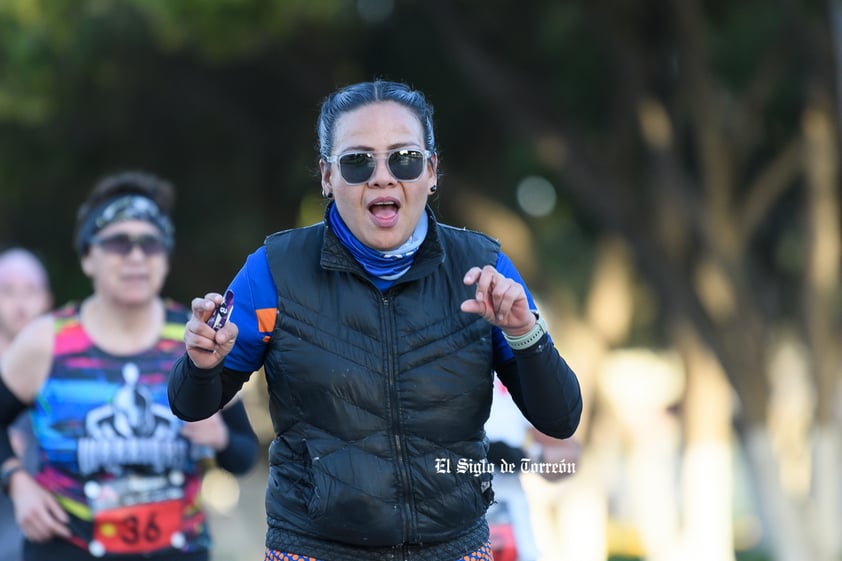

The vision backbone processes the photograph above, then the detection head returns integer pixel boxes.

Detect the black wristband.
[1,464,24,495]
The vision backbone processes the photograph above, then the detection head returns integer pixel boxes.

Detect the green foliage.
[126,0,348,60]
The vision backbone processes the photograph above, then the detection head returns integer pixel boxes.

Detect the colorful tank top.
[30,301,211,558]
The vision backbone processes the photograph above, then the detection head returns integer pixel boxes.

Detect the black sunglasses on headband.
[90,233,168,256]
[325,148,432,185]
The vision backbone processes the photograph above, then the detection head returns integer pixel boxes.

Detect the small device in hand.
[206,289,234,331]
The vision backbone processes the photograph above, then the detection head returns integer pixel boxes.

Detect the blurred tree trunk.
[802,84,841,561]
[674,322,735,561]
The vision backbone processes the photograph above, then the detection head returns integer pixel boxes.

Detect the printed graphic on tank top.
[30,304,209,557]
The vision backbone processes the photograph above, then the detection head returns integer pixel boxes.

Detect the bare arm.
[1,314,54,405]
[0,314,71,541]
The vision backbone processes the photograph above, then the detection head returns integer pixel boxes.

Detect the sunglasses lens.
[96,235,133,255]
[138,236,167,255]
[388,149,425,181]
[334,149,428,184]
[339,153,375,184]
[94,234,166,256]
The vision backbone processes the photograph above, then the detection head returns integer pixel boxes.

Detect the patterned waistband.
[264,541,493,561]
[264,517,489,561]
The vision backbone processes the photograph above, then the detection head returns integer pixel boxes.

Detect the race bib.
[93,499,183,554]
[85,473,186,556]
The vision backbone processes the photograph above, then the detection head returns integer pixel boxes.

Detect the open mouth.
[369,199,400,227]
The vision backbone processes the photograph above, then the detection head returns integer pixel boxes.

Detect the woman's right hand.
[184,292,239,370]
[12,471,71,542]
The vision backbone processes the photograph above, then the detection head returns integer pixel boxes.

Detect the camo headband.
[75,194,175,256]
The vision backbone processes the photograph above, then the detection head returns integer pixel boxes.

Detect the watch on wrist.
[503,314,548,350]
[0,464,24,495]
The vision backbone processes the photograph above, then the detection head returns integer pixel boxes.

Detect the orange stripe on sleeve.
[256,308,277,333]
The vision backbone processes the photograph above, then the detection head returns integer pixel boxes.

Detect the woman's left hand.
[460,265,536,336]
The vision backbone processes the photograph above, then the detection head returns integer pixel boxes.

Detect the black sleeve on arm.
[215,400,260,475]
[496,333,583,439]
[0,375,28,465]
[168,353,251,421]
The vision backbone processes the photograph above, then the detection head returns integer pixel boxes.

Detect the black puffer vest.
[262,208,500,555]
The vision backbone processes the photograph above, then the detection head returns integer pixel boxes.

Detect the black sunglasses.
[325,148,432,185]
[90,233,168,256]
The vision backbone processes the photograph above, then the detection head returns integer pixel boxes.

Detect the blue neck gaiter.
[327,204,428,281]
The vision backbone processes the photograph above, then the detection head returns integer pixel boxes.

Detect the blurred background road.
[205,456,269,561]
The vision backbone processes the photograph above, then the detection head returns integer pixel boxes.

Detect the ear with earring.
[429,185,438,194]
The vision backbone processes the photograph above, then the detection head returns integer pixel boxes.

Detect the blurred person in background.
[519,430,583,561]
[485,377,540,561]
[168,79,583,561]
[0,248,53,561]
[0,171,259,561]
[0,248,52,356]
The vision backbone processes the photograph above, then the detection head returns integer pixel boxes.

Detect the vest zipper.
[382,295,418,545]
